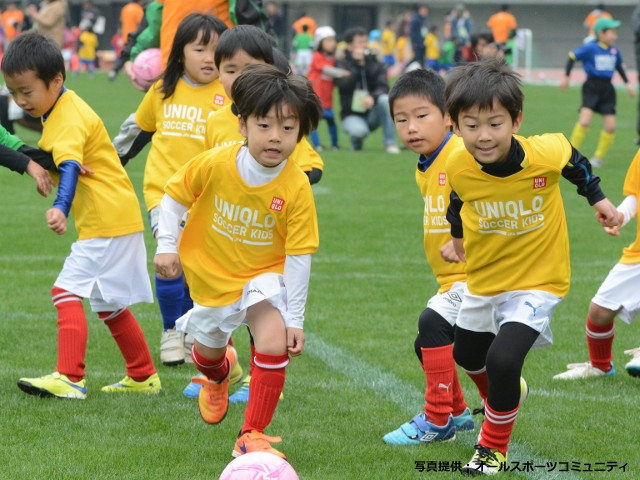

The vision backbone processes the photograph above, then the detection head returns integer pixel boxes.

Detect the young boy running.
[383,68,475,445]
[560,17,635,168]
[554,149,640,380]
[444,58,619,474]
[154,63,322,458]
[3,32,161,399]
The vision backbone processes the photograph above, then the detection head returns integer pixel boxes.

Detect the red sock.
[478,401,518,455]
[241,351,289,433]
[421,345,456,426]
[451,367,469,417]
[586,316,614,372]
[465,367,489,402]
[192,346,228,382]
[101,308,156,382]
[52,287,87,382]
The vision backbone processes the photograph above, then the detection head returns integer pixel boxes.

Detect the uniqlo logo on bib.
[270,197,285,211]
[439,172,446,186]
[214,94,225,106]
[533,177,547,189]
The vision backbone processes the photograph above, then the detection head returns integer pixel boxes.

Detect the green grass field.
[1,71,638,479]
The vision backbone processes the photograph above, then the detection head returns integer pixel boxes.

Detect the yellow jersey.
[620,150,640,264]
[40,90,143,240]
[446,134,572,297]
[165,144,319,306]
[135,77,228,211]
[416,134,467,293]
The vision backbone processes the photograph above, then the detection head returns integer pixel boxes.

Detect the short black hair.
[445,57,523,125]
[1,31,65,84]
[214,25,275,70]
[343,26,368,44]
[231,63,322,142]
[388,68,446,117]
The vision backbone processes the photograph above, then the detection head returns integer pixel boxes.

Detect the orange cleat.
[193,346,237,424]
[232,430,286,459]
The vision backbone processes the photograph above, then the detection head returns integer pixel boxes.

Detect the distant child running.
[554,149,640,380]
[560,17,635,168]
[3,32,161,399]
[154,63,322,458]
[444,58,619,474]
[383,68,475,446]
[113,13,229,367]
[308,26,348,152]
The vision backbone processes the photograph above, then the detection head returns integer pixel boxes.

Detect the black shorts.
[581,77,616,115]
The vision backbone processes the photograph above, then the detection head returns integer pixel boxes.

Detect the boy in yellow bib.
[444,58,619,475]
[3,32,160,399]
[154,64,321,458]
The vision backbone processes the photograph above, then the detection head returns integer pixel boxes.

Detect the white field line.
[305,332,584,479]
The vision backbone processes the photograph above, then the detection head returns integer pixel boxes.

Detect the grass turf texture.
[0,71,638,479]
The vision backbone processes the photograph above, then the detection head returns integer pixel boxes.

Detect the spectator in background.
[120,0,146,44]
[75,24,99,78]
[381,20,397,70]
[486,4,516,44]
[335,26,400,154]
[292,12,316,38]
[424,25,440,71]
[408,4,429,68]
[265,2,286,52]
[2,3,24,46]
[292,24,313,75]
[111,28,125,57]
[79,1,102,31]
[25,0,68,48]
[584,4,612,43]
[456,6,473,46]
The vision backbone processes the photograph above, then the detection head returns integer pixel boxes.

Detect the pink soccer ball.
[219,452,299,480]
[132,48,162,90]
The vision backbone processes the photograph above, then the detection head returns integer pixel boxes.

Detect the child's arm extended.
[47,160,81,235]
[603,195,636,236]
[283,254,312,356]
[0,143,55,197]
[112,113,154,166]
[153,193,189,279]
[562,147,619,227]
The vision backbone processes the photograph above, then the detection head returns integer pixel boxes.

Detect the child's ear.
[511,111,523,134]
[238,117,247,137]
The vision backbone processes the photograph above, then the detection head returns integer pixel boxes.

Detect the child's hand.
[154,253,182,279]
[603,210,624,236]
[47,207,67,235]
[559,77,569,91]
[123,60,148,92]
[440,239,464,263]
[80,165,95,175]
[452,237,466,262]
[594,198,620,228]
[25,160,54,197]
[287,327,305,356]
[627,83,636,98]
